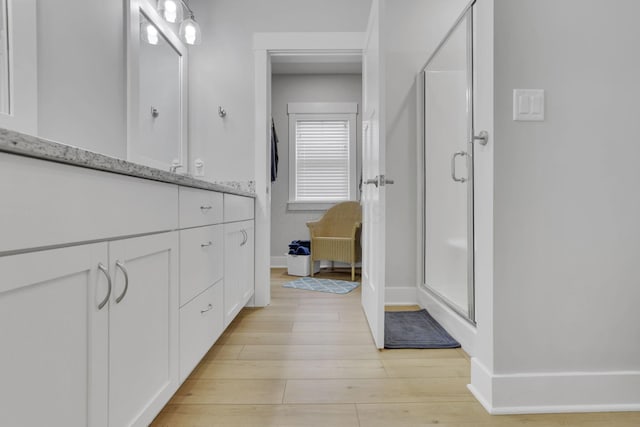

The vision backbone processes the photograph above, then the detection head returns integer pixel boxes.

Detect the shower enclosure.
[421,4,478,323]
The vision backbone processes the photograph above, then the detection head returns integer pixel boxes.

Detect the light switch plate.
[513,89,545,121]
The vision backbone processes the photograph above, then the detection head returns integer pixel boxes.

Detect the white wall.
[270,74,363,261]
[383,0,469,292]
[36,0,127,158]
[472,0,640,413]
[188,0,372,182]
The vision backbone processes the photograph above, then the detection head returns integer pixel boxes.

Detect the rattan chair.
[306,201,362,281]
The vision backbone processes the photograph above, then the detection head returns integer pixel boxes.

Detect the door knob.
[364,175,394,188]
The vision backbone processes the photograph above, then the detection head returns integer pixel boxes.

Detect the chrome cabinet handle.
[451,151,468,183]
[200,303,213,314]
[97,263,112,310]
[114,261,129,304]
[201,241,213,248]
[240,230,247,246]
[200,205,212,211]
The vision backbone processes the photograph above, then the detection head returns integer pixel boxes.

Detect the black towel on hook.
[271,118,279,182]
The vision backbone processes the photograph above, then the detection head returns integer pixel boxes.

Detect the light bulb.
[184,24,196,45]
[158,0,182,23]
[179,16,201,45]
[145,24,159,45]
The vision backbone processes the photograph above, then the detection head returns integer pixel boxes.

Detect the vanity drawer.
[179,187,223,228]
[179,281,223,383]
[223,194,254,222]
[0,153,179,254]
[179,225,223,306]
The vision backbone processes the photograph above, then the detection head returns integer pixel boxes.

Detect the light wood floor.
[152,268,640,426]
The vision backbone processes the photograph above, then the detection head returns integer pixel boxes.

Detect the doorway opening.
[269,53,363,279]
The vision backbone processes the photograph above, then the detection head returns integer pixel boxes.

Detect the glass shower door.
[422,8,475,321]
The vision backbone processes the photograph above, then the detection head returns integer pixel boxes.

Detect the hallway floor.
[152,268,640,426]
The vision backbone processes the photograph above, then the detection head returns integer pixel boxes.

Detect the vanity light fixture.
[179,12,202,45]
[156,0,202,45]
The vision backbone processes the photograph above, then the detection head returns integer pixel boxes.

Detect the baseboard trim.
[384,286,418,305]
[418,286,476,354]
[271,256,362,270]
[470,358,640,414]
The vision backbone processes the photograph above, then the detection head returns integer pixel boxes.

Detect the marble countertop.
[0,128,256,198]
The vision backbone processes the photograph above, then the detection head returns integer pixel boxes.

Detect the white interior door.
[361,0,387,349]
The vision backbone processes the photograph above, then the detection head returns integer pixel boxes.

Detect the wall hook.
[218,106,227,118]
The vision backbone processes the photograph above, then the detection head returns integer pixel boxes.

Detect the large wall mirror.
[127,0,187,172]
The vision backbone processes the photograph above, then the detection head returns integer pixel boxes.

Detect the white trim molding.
[470,358,640,414]
[288,102,358,114]
[418,285,476,355]
[288,109,358,203]
[253,32,365,51]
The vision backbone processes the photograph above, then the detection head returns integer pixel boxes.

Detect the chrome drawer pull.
[201,241,213,248]
[97,263,112,310]
[200,205,212,211]
[200,304,213,314]
[114,261,129,304]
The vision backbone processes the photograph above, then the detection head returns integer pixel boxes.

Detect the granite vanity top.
[0,128,255,198]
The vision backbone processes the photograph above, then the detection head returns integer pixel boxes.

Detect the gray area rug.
[384,309,460,349]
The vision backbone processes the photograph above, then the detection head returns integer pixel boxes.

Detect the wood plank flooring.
[152,268,640,426]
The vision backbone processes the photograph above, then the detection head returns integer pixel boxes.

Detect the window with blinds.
[287,103,358,208]
[294,119,351,201]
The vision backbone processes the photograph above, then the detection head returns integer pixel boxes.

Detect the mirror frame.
[0,0,37,134]
[126,0,188,172]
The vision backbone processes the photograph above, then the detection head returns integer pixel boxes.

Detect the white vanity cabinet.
[177,187,225,382]
[222,194,255,327]
[0,153,181,427]
[0,232,179,427]
[107,232,179,427]
[0,148,257,425]
[179,281,224,382]
[0,244,109,427]
[223,217,255,327]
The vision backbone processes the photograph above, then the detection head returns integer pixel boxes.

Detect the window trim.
[287,103,358,209]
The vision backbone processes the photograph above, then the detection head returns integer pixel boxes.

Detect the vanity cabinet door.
[223,220,255,327]
[108,232,179,427]
[0,243,109,427]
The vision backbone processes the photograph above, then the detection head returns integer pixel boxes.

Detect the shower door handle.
[451,151,468,183]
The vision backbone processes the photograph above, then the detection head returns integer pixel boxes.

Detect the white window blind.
[294,119,351,201]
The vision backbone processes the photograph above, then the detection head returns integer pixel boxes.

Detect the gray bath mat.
[384,309,460,349]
